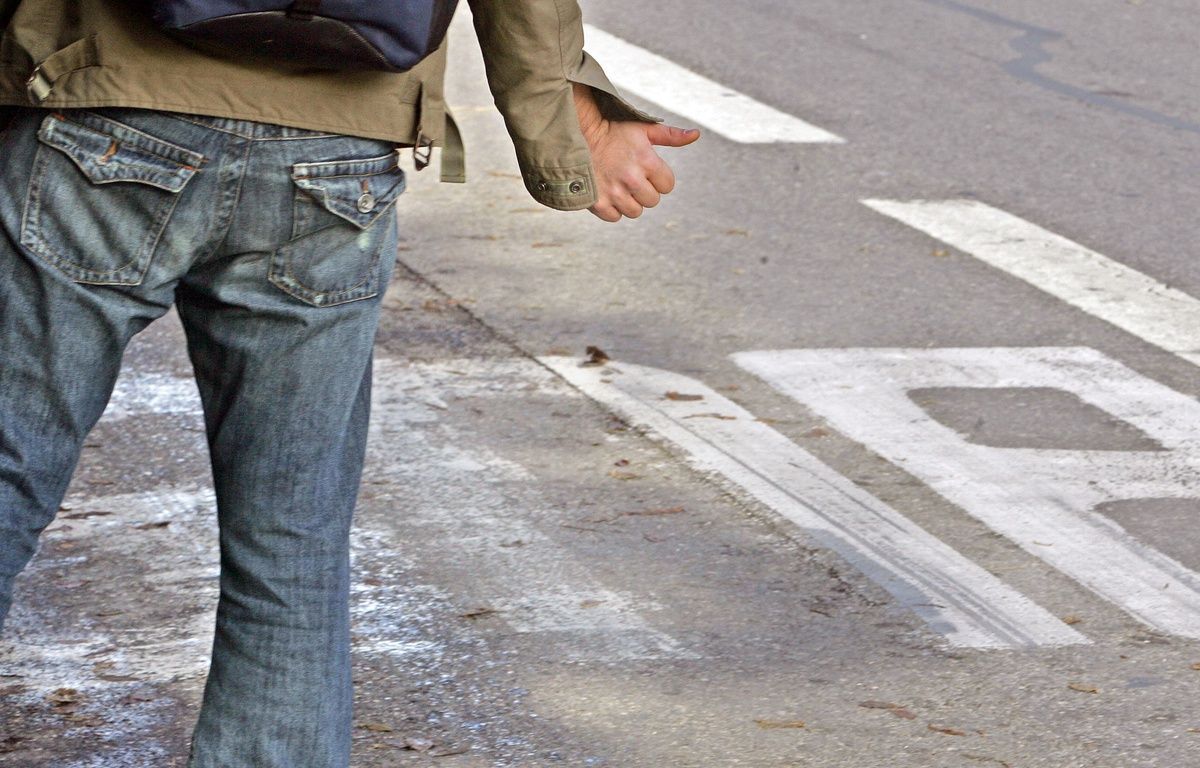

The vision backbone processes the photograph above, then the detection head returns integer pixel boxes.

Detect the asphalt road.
[4,1,1200,766]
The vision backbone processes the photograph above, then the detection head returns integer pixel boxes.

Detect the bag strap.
[287,0,322,20]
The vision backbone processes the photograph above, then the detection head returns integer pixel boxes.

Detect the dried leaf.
[665,391,704,402]
[62,510,113,520]
[132,521,170,530]
[1068,682,1099,694]
[608,470,641,481]
[403,736,436,751]
[928,724,968,736]
[1191,662,1200,671]
[754,719,805,729]
[627,506,686,517]
[1062,615,1083,625]
[429,744,470,756]
[582,346,610,366]
[459,607,500,619]
[859,700,917,719]
[682,412,736,421]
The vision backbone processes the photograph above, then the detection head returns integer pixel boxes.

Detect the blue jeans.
[0,107,404,766]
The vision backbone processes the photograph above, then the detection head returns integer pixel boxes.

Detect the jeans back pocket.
[20,111,203,285]
[269,150,405,307]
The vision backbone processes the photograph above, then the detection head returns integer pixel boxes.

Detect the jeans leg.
[0,227,137,634]
[179,198,398,768]
[0,109,185,633]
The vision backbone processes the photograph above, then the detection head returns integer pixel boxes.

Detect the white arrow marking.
[542,356,1086,649]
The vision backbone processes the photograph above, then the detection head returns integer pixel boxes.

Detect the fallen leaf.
[459,607,500,619]
[1191,662,1200,671]
[530,242,563,248]
[1062,615,1083,625]
[579,599,605,609]
[1068,682,1099,694]
[402,736,435,751]
[357,722,395,733]
[754,719,805,729]
[47,688,81,710]
[928,724,968,736]
[132,521,170,530]
[614,458,631,467]
[665,391,704,402]
[859,700,917,719]
[429,744,470,756]
[361,577,384,587]
[608,470,641,481]
[626,506,686,517]
[62,510,113,520]
[560,523,606,532]
[725,228,750,236]
[805,427,831,438]
[582,346,610,366]
[933,248,950,257]
[683,412,736,421]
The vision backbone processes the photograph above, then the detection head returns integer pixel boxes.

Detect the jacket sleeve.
[465,0,660,211]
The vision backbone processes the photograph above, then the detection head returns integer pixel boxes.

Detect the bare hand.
[573,83,700,222]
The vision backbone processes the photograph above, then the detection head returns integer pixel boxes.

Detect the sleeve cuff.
[567,50,662,124]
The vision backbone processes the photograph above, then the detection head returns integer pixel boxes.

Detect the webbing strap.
[26,36,101,104]
[439,106,465,184]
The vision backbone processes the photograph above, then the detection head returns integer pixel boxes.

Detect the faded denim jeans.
[0,106,405,767]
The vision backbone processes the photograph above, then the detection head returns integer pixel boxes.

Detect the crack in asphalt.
[920,0,1200,136]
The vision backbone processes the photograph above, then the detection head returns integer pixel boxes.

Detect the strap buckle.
[25,66,52,104]
[412,130,434,171]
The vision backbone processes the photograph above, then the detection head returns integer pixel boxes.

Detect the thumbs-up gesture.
[573,82,700,221]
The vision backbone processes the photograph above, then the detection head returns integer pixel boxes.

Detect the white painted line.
[541,356,1086,649]
[863,199,1200,367]
[583,24,845,144]
[367,358,697,662]
[735,347,1200,639]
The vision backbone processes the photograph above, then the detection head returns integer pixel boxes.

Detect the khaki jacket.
[0,0,658,210]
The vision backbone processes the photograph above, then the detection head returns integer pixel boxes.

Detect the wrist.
[572,82,607,140]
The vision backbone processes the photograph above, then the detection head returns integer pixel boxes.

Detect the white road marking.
[367,358,697,661]
[583,25,845,144]
[862,199,1200,367]
[102,370,202,420]
[1,488,219,689]
[16,358,693,678]
[735,346,1200,639]
[541,356,1086,649]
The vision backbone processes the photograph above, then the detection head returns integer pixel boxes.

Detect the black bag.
[150,0,460,72]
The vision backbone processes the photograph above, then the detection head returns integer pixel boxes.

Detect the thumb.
[645,122,701,147]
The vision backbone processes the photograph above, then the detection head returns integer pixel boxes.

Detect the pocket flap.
[291,152,406,230]
[37,112,203,193]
